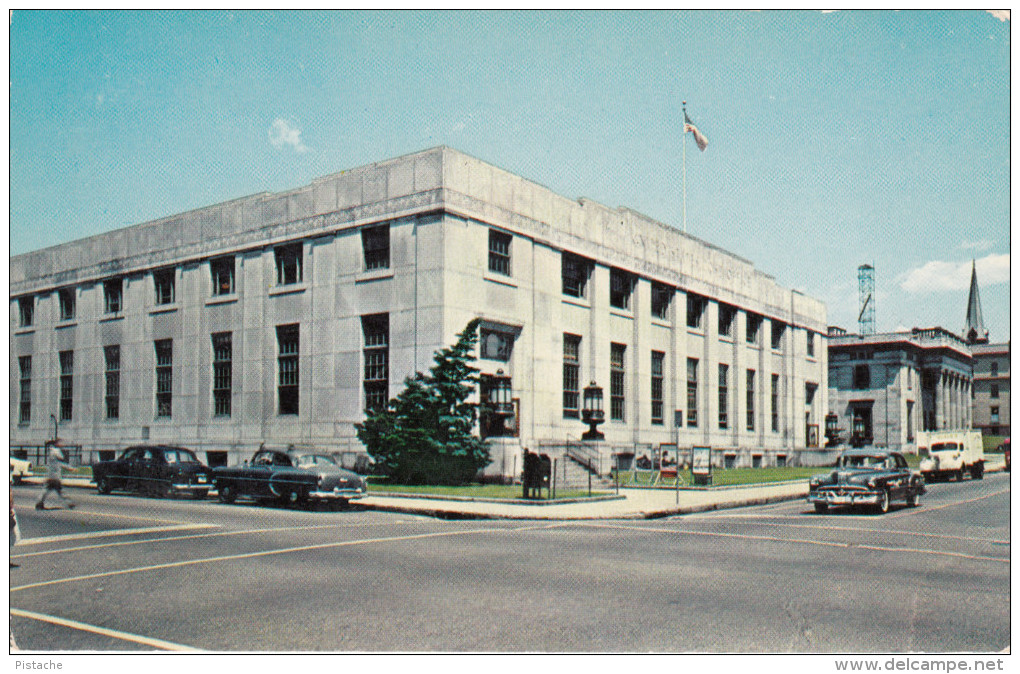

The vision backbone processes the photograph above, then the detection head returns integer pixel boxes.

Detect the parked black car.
[807,449,925,514]
[93,445,213,499]
[213,447,367,507]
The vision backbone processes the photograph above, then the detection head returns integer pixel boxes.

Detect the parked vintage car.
[93,445,213,498]
[807,449,925,514]
[213,447,368,507]
[10,456,33,484]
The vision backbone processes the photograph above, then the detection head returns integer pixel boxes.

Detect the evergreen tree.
[356,318,490,485]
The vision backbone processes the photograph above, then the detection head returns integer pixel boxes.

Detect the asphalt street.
[9,473,1010,652]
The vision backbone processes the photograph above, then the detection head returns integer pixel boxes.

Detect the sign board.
[692,446,712,476]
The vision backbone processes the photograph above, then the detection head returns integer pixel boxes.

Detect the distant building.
[964,261,1009,439]
[10,147,828,473]
[827,327,973,453]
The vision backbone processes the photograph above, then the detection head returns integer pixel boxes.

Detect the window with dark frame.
[771,320,786,350]
[104,279,123,314]
[18,356,31,424]
[277,324,300,415]
[686,294,706,329]
[104,345,120,420]
[651,351,665,425]
[362,314,389,413]
[562,253,592,298]
[211,256,235,296]
[59,350,74,421]
[806,330,815,357]
[275,244,303,285]
[651,282,673,320]
[853,364,870,389]
[18,297,33,327]
[488,229,512,276]
[609,268,634,310]
[213,333,233,417]
[771,373,780,432]
[610,343,626,422]
[59,288,76,321]
[563,334,581,418]
[990,383,999,399]
[686,358,699,428]
[747,313,762,344]
[990,361,999,377]
[718,303,736,338]
[718,363,729,430]
[362,225,390,271]
[155,340,173,418]
[154,268,176,305]
[746,369,756,431]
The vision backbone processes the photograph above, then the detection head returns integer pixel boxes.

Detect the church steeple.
[964,259,989,345]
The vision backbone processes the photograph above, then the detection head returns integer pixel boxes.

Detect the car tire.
[877,489,890,514]
[956,469,964,482]
[192,489,209,500]
[155,480,172,498]
[972,464,984,480]
[96,475,112,495]
[906,491,920,507]
[813,502,828,514]
[218,483,237,504]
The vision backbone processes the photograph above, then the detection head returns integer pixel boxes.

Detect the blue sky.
[9,10,1011,340]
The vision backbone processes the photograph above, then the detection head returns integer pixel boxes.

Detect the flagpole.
[682,100,687,235]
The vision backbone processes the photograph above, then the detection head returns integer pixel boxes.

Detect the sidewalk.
[24,457,1006,521]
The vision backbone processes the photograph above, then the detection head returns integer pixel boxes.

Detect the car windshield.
[296,454,337,468]
[931,443,959,452]
[841,454,891,469]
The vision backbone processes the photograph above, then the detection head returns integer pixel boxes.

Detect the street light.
[487,369,514,436]
[581,381,605,441]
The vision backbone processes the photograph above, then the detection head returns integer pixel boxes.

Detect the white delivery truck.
[917,430,985,482]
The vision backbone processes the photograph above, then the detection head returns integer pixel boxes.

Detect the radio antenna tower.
[858,264,876,335]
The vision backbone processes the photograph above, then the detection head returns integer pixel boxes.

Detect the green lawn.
[367,480,606,500]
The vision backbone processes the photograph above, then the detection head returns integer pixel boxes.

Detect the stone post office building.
[10,147,828,474]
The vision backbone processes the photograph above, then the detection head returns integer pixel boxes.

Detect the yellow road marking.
[16,523,218,546]
[580,522,1010,564]
[10,608,201,651]
[11,523,557,593]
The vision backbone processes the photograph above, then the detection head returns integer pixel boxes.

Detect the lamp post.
[488,369,514,437]
[581,382,605,441]
[50,414,58,442]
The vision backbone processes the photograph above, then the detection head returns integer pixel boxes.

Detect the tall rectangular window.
[154,268,176,305]
[488,229,511,276]
[718,363,729,430]
[18,356,31,424]
[686,358,699,428]
[59,350,74,421]
[651,282,673,320]
[155,340,173,418]
[105,345,120,420]
[990,384,1000,399]
[609,268,634,310]
[747,313,762,345]
[718,304,736,338]
[362,225,390,271]
[563,334,581,418]
[212,333,232,417]
[58,288,76,321]
[362,314,389,412]
[211,256,235,296]
[771,321,786,350]
[275,244,303,285]
[771,374,780,432]
[686,294,706,329]
[806,330,815,357]
[610,343,626,422]
[561,253,591,298]
[746,369,756,431]
[18,297,34,327]
[104,279,123,314]
[277,324,300,415]
[651,351,665,425]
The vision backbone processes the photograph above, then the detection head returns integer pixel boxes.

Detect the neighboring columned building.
[827,327,974,453]
[10,147,828,473]
[963,260,1010,439]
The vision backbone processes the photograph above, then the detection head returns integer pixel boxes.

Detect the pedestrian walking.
[10,469,20,567]
[35,440,75,510]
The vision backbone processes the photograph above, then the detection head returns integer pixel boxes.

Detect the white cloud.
[898,253,1010,293]
[269,118,309,153]
[987,10,1009,21]
[960,238,994,251]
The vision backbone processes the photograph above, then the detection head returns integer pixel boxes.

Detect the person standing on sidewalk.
[35,440,75,510]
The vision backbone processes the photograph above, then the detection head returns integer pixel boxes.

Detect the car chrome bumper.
[808,491,880,506]
[172,483,211,492]
[307,488,367,500]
